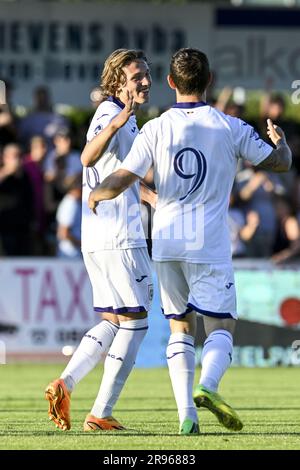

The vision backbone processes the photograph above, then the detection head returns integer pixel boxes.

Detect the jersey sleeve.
[231,117,273,166]
[86,103,119,147]
[120,122,154,178]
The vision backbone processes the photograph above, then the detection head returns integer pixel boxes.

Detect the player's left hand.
[88,191,99,214]
[267,119,286,146]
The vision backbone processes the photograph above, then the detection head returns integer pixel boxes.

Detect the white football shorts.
[83,248,153,314]
[155,261,237,320]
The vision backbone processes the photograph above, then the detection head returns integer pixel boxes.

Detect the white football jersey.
[81,97,147,252]
[121,102,273,263]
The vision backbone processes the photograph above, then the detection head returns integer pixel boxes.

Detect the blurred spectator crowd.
[212,88,300,265]
[0,81,300,264]
[0,84,83,258]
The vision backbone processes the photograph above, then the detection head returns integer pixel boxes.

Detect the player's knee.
[169,313,197,337]
[203,316,236,337]
[117,311,148,322]
[101,312,119,325]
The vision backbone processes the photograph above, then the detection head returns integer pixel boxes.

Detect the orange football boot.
[45,378,71,431]
[83,414,125,431]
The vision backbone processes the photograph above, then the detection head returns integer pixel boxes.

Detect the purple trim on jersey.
[107,96,125,109]
[94,306,146,314]
[187,302,234,319]
[172,101,207,109]
[168,341,194,348]
[162,306,193,319]
[119,326,148,331]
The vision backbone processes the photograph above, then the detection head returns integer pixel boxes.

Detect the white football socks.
[166,332,198,425]
[200,329,233,392]
[91,317,148,418]
[61,320,119,392]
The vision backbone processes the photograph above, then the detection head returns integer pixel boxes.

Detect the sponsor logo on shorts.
[225,282,234,289]
[136,275,148,283]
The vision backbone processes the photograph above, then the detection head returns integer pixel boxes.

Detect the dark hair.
[54,128,71,139]
[170,48,210,96]
[269,93,285,108]
[66,174,82,192]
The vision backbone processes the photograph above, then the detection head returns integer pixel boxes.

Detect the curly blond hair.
[100,49,148,97]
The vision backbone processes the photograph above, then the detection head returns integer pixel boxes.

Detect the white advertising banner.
[1,3,299,106]
[0,258,300,366]
[0,258,96,354]
[0,258,168,366]
[0,2,210,106]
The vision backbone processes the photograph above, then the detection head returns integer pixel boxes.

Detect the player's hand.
[267,119,286,146]
[123,89,137,112]
[88,191,99,215]
[112,91,135,129]
[140,182,158,209]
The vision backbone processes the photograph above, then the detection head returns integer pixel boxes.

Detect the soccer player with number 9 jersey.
[88,48,292,435]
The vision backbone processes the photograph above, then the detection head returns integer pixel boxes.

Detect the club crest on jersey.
[174,147,207,201]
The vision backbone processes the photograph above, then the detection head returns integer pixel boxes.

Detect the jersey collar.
[108,96,125,109]
[172,101,207,109]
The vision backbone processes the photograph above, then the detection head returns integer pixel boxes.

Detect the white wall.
[0,3,298,106]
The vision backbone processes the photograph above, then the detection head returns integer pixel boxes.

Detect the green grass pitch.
[0,364,299,450]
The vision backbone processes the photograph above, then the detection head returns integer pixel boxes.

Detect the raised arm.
[88,169,139,213]
[81,93,135,167]
[256,119,292,172]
